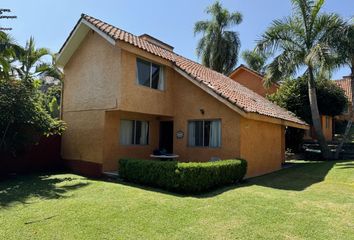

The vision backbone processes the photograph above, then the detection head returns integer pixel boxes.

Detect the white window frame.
[187,119,221,148]
[136,58,164,90]
[120,119,149,146]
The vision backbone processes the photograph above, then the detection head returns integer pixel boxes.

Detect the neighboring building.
[229,64,278,97]
[303,115,333,142]
[229,65,339,142]
[57,14,308,178]
[335,77,353,122]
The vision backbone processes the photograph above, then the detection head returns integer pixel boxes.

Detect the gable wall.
[61,30,121,174]
[230,69,278,97]
[62,30,121,111]
[240,117,285,177]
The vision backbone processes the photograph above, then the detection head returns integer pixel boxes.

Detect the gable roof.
[229,64,280,88]
[334,77,352,103]
[57,14,308,129]
[229,64,265,79]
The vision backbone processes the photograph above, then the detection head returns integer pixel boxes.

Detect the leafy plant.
[194,1,242,74]
[269,77,347,152]
[241,50,269,75]
[268,77,348,124]
[0,31,65,155]
[0,79,65,154]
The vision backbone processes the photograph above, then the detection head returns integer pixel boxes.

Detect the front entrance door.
[159,121,174,153]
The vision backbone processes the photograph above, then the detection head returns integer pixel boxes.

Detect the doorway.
[159,121,174,153]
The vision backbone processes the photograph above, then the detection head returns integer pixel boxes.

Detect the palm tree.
[0,31,20,78]
[194,1,242,74]
[241,50,269,74]
[256,0,345,159]
[333,23,354,158]
[14,37,62,84]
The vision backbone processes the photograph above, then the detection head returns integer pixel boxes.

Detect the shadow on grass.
[110,160,345,198]
[244,160,337,191]
[0,173,90,207]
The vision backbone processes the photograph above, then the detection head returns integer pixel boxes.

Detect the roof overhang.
[56,18,116,67]
[174,66,309,130]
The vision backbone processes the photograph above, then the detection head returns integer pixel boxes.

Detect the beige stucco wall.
[61,110,105,163]
[62,30,120,112]
[172,71,241,162]
[118,48,174,116]
[240,118,284,177]
[61,30,120,163]
[103,111,160,171]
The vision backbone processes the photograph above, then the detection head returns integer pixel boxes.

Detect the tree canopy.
[241,50,269,75]
[0,31,65,155]
[268,77,348,124]
[194,1,242,74]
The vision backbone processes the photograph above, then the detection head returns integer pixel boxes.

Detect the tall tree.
[0,30,22,79]
[14,37,62,84]
[0,36,65,155]
[333,22,354,158]
[194,1,242,74]
[256,0,345,159]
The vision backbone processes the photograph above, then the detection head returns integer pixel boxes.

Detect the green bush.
[119,159,247,193]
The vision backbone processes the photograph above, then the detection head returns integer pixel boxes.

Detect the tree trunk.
[335,63,354,159]
[307,68,331,159]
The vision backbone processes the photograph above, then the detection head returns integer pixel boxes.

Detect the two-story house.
[57,14,308,178]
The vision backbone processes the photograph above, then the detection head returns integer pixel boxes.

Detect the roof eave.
[56,18,116,67]
[174,66,308,129]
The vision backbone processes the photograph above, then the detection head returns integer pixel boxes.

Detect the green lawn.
[1,160,353,240]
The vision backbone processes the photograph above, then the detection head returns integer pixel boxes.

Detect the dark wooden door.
[159,121,173,153]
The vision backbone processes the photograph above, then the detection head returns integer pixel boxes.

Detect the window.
[136,58,164,90]
[188,120,221,147]
[325,116,330,129]
[120,120,149,145]
[344,106,350,114]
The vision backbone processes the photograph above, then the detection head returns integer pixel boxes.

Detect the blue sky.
[1,0,352,79]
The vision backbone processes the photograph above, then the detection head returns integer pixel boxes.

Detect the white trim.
[81,19,116,45]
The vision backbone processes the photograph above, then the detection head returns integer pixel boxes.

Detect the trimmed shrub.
[119,159,247,193]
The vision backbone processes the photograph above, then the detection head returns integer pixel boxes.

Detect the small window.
[136,58,164,90]
[188,120,221,147]
[344,106,349,114]
[325,116,330,129]
[120,120,149,145]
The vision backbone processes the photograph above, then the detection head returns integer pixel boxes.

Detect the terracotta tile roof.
[334,78,352,103]
[230,64,265,79]
[74,14,307,126]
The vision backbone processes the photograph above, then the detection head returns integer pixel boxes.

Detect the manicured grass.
[0,160,353,240]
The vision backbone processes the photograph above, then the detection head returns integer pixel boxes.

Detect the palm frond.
[194,21,210,35]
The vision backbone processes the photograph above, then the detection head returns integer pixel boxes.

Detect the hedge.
[118,158,247,193]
